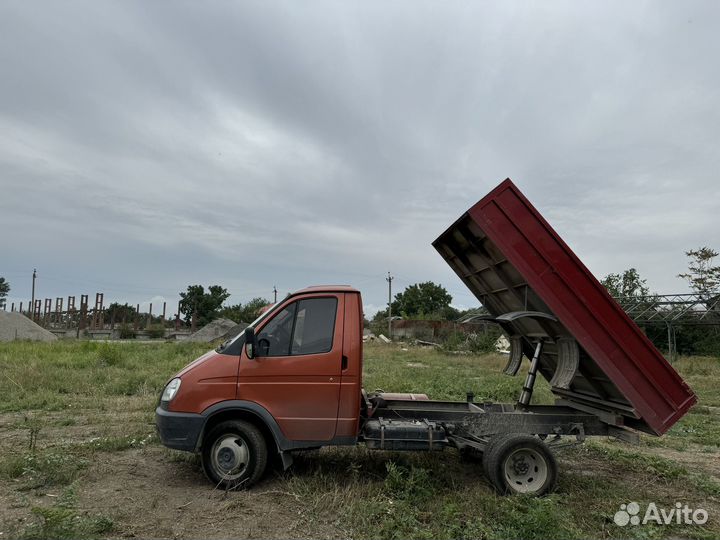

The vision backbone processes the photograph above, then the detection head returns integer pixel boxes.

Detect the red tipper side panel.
[435,179,696,435]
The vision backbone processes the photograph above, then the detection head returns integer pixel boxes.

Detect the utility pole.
[30,269,37,320]
[273,286,278,303]
[386,272,393,339]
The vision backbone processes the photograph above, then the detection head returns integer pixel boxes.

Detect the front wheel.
[482,434,557,496]
[201,420,267,489]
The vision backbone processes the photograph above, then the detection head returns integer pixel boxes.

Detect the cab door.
[237,294,344,441]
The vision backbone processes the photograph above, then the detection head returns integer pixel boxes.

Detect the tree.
[105,302,137,323]
[0,277,9,310]
[678,247,720,298]
[391,281,454,319]
[179,285,230,326]
[218,297,271,323]
[601,268,649,299]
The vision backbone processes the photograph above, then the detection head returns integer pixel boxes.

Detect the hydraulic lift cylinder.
[518,341,543,409]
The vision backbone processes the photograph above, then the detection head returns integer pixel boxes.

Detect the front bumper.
[155,406,205,452]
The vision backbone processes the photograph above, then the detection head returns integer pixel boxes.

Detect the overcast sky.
[1,1,718,317]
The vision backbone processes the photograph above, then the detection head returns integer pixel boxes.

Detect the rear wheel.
[482,434,557,496]
[201,420,267,489]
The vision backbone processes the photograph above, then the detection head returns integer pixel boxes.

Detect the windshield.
[214,303,279,354]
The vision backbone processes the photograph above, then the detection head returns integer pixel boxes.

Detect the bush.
[118,324,136,339]
[438,328,501,353]
[466,330,500,354]
[695,332,720,357]
[146,323,166,339]
[440,331,466,351]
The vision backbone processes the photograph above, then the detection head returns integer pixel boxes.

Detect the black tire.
[201,420,268,490]
[482,434,557,496]
[481,435,505,486]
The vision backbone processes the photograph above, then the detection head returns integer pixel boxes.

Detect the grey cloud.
[1,0,718,313]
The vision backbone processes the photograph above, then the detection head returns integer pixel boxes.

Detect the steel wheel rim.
[211,434,249,480]
[503,447,548,493]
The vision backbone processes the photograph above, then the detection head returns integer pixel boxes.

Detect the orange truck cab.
[156,286,365,487]
[156,180,696,496]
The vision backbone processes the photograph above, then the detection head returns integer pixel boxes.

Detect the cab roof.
[291,285,360,296]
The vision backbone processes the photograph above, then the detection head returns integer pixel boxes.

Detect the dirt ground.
[77,447,343,540]
[1,447,343,539]
[0,403,346,540]
[2,402,720,539]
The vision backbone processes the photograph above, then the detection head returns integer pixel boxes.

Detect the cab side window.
[291,298,337,355]
[256,297,337,357]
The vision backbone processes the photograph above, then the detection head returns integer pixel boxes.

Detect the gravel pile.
[186,318,240,343]
[0,311,58,342]
[220,322,248,342]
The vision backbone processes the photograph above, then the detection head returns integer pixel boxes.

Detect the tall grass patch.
[0,341,209,412]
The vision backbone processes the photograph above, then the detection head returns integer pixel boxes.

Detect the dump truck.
[156,179,696,495]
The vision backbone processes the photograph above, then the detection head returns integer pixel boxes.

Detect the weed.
[28,426,40,451]
[96,343,124,367]
[384,462,434,502]
[0,451,88,489]
[491,495,583,540]
[17,484,114,539]
[82,433,155,451]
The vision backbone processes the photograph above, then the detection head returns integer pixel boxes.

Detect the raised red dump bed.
[433,179,696,435]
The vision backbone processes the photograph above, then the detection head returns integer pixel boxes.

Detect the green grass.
[0,340,208,412]
[362,345,556,404]
[0,340,718,539]
[281,440,720,540]
[286,447,585,540]
[0,451,88,490]
[14,484,114,540]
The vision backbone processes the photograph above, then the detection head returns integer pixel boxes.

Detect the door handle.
[341,355,348,370]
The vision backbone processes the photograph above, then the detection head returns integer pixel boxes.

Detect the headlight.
[161,378,181,402]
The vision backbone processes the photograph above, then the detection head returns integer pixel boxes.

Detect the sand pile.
[220,322,248,342]
[187,318,240,343]
[0,311,58,342]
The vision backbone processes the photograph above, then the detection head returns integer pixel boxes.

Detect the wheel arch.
[202,406,282,453]
[197,399,357,468]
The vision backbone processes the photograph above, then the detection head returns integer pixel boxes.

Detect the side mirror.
[244,327,257,359]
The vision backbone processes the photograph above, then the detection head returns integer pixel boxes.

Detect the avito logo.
[614,502,708,527]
